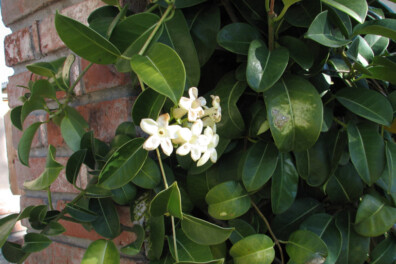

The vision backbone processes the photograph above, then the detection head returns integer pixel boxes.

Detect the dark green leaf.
[21,98,46,124]
[382,141,396,194]
[61,106,89,151]
[285,0,321,28]
[370,237,396,264]
[347,36,374,66]
[101,0,119,5]
[217,23,261,55]
[10,105,23,131]
[0,214,19,248]
[147,216,165,260]
[279,36,313,70]
[132,157,161,189]
[89,198,120,239]
[2,241,25,263]
[65,203,98,222]
[31,79,56,100]
[26,61,56,77]
[132,88,166,126]
[43,222,66,236]
[22,233,52,253]
[353,19,396,41]
[121,225,144,256]
[85,185,113,198]
[18,122,42,166]
[111,182,137,205]
[229,234,275,264]
[321,0,368,23]
[66,149,87,185]
[115,122,136,138]
[364,35,389,56]
[81,239,120,264]
[286,230,328,264]
[228,219,256,244]
[159,0,208,8]
[150,182,182,218]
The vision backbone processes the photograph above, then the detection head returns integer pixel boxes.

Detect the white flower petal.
[212,134,219,147]
[143,135,160,151]
[188,110,198,122]
[178,127,192,142]
[191,120,203,136]
[140,118,158,135]
[160,138,173,156]
[197,151,210,167]
[173,107,187,119]
[204,126,214,138]
[157,113,170,128]
[179,97,192,110]
[167,125,181,139]
[176,143,191,156]
[189,87,198,100]
[190,147,201,161]
[197,96,206,106]
[210,149,218,163]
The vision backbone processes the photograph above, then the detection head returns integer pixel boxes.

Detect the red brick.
[82,59,131,93]
[7,72,32,108]
[4,27,36,66]
[1,0,57,26]
[12,114,47,149]
[46,120,65,148]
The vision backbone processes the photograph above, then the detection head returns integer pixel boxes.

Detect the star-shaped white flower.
[197,126,219,166]
[176,120,209,161]
[140,113,181,156]
[175,87,206,122]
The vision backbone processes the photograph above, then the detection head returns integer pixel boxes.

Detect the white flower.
[176,120,209,161]
[174,87,206,121]
[140,113,181,156]
[197,126,219,166]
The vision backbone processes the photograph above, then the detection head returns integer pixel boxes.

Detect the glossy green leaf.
[132,88,166,126]
[43,222,66,236]
[132,157,161,189]
[382,141,396,194]
[61,106,89,151]
[336,88,393,126]
[150,182,183,219]
[10,105,23,131]
[82,239,120,264]
[306,11,351,48]
[168,229,213,262]
[121,225,144,256]
[85,185,113,198]
[131,42,186,104]
[189,5,220,66]
[55,12,120,64]
[353,19,396,41]
[272,198,323,240]
[21,98,46,124]
[347,123,385,185]
[347,36,374,66]
[31,79,56,100]
[217,23,261,55]
[26,61,57,77]
[24,145,64,190]
[321,0,367,23]
[264,75,323,152]
[230,234,275,264]
[115,122,136,138]
[335,211,369,264]
[98,138,147,189]
[62,54,75,87]
[206,181,251,220]
[364,35,389,56]
[65,202,98,222]
[229,0,266,28]
[0,214,19,248]
[111,182,137,205]
[354,194,396,237]
[370,237,396,264]
[246,40,289,92]
[66,149,87,185]
[89,198,120,239]
[159,0,208,8]
[161,10,200,87]
[147,216,165,260]
[2,241,25,263]
[22,233,52,253]
[285,0,321,28]
[228,219,256,244]
[214,73,246,139]
[271,153,298,214]
[286,230,328,264]
[181,214,234,245]
[242,141,278,192]
[278,36,313,70]
[18,122,42,166]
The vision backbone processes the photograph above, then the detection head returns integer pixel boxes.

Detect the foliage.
[2,0,396,263]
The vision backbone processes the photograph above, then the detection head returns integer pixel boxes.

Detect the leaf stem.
[267,0,276,51]
[156,149,168,189]
[333,117,348,128]
[47,187,54,210]
[145,4,159,13]
[251,200,284,264]
[69,62,93,94]
[221,0,239,23]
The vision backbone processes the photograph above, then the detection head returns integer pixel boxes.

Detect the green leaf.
[228,219,256,244]
[22,233,52,253]
[60,106,89,151]
[55,12,120,64]
[115,122,136,138]
[131,42,186,104]
[26,61,57,77]
[353,19,396,41]
[21,98,46,124]
[89,198,120,239]
[24,145,64,190]
[85,185,113,198]
[381,141,396,194]
[217,23,261,55]
[347,36,374,66]
[101,0,119,5]
[98,138,147,189]
[132,157,161,189]
[354,194,396,237]
[214,73,246,139]
[306,11,351,48]
[132,88,166,126]
[278,36,313,70]
[0,214,19,248]
[31,79,56,100]
[66,203,98,222]
[229,234,275,264]
[111,182,137,205]
[10,105,23,131]
[271,153,298,214]
[321,0,368,23]
[286,230,328,264]
[82,239,120,264]
[150,182,183,219]
[18,122,43,166]
[189,5,220,66]
[43,222,66,236]
[285,0,321,28]
[336,88,393,126]
[370,237,396,264]
[121,225,144,256]
[347,123,385,185]
[264,75,323,152]
[335,211,369,264]
[168,229,213,262]
[2,241,25,263]
[161,10,200,87]
[159,0,208,8]
[205,181,251,220]
[181,214,234,245]
[364,35,389,56]
[246,40,289,92]
[62,54,75,87]
[242,141,278,192]
[147,216,165,260]
[66,149,87,185]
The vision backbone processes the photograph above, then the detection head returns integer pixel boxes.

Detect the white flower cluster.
[140,87,221,166]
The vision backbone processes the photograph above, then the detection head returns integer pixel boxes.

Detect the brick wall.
[2,0,143,262]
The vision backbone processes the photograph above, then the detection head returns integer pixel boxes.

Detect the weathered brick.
[7,71,37,108]
[46,120,65,148]
[81,59,131,93]
[1,0,57,26]
[4,26,36,66]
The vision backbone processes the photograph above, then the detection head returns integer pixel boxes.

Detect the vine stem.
[155,149,178,262]
[251,200,285,264]
[47,187,54,210]
[69,62,93,94]
[266,0,276,51]
[333,117,348,128]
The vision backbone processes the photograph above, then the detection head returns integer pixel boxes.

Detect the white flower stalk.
[197,126,219,166]
[140,113,181,156]
[176,119,209,161]
[173,87,206,121]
